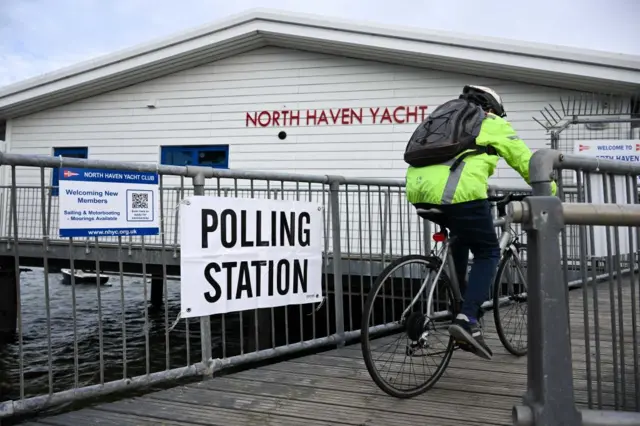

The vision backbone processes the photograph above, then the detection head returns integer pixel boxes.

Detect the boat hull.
[60,269,110,286]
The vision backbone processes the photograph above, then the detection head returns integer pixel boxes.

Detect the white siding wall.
[9,46,579,182]
[4,46,592,254]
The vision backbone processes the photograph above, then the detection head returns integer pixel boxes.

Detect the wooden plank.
[342,331,632,367]
[146,384,507,426]
[18,409,190,426]
[25,398,340,426]
[191,376,513,424]
[221,368,523,408]
[291,352,617,398]
[311,328,637,405]
[255,355,621,410]
[14,422,53,426]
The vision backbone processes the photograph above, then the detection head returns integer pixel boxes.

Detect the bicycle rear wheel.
[493,246,528,356]
[361,254,457,398]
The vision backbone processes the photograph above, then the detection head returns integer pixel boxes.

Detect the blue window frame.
[51,147,88,196]
[160,145,229,169]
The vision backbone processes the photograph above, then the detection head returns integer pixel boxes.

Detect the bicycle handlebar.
[487,193,529,217]
[487,193,529,204]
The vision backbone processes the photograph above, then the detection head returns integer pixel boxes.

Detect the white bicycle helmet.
[460,85,506,118]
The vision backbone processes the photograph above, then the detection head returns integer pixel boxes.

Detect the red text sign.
[245,106,429,127]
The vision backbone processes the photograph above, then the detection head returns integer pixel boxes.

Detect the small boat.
[60,268,110,286]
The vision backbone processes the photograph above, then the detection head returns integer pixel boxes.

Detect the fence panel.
[574,171,640,413]
[0,163,204,418]
[534,94,640,285]
[0,150,557,420]
[513,148,640,425]
[0,155,351,419]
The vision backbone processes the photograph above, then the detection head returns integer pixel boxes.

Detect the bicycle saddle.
[415,208,446,224]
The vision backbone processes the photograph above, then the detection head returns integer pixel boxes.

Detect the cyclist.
[404,85,556,360]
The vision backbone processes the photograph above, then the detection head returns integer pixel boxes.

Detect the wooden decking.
[18,276,640,426]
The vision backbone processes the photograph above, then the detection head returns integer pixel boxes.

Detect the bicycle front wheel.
[361,254,457,399]
[493,246,528,356]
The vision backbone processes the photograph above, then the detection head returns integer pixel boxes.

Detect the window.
[51,147,88,196]
[160,145,229,169]
[632,95,640,130]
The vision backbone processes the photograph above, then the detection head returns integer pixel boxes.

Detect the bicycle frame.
[497,210,518,254]
[399,235,462,324]
[399,209,521,324]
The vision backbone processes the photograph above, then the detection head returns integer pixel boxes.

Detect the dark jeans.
[414,199,500,320]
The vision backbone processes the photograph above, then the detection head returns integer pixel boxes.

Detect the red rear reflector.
[432,232,446,243]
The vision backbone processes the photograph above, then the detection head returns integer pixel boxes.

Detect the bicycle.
[360,193,529,399]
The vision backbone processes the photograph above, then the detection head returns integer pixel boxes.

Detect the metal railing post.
[529,148,562,197]
[329,179,345,347]
[192,172,213,375]
[381,188,389,262]
[512,196,581,426]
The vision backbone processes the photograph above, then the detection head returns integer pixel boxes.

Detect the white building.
[0,9,639,253]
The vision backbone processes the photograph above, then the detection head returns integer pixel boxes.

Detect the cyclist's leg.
[446,199,500,359]
[414,202,467,310]
[448,236,469,305]
[464,229,500,321]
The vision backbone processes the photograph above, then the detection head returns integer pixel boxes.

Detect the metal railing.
[0,184,429,259]
[0,151,492,419]
[533,94,640,287]
[1,147,636,422]
[511,149,640,426]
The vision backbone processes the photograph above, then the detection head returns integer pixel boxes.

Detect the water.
[0,267,338,406]
[0,267,223,402]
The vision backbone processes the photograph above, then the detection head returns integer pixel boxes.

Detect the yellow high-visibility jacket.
[406,113,556,204]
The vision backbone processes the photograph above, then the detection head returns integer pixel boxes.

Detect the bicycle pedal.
[453,340,474,353]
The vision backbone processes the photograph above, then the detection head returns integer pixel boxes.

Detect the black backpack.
[403,98,497,171]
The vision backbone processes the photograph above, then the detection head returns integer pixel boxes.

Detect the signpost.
[574,140,638,257]
[58,168,160,238]
[179,195,324,318]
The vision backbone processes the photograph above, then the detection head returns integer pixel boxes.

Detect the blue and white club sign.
[58,168,160,238]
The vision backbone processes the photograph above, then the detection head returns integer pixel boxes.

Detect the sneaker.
[448,314,493,360]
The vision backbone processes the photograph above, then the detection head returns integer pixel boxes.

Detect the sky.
[0,0,638,89]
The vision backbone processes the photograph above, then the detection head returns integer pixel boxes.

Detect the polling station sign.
[179,196,324,318]
[58,168,160,237]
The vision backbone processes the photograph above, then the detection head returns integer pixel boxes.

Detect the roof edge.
[1,8,638,100]
[251,9,640,69]
[0,10,263,98]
